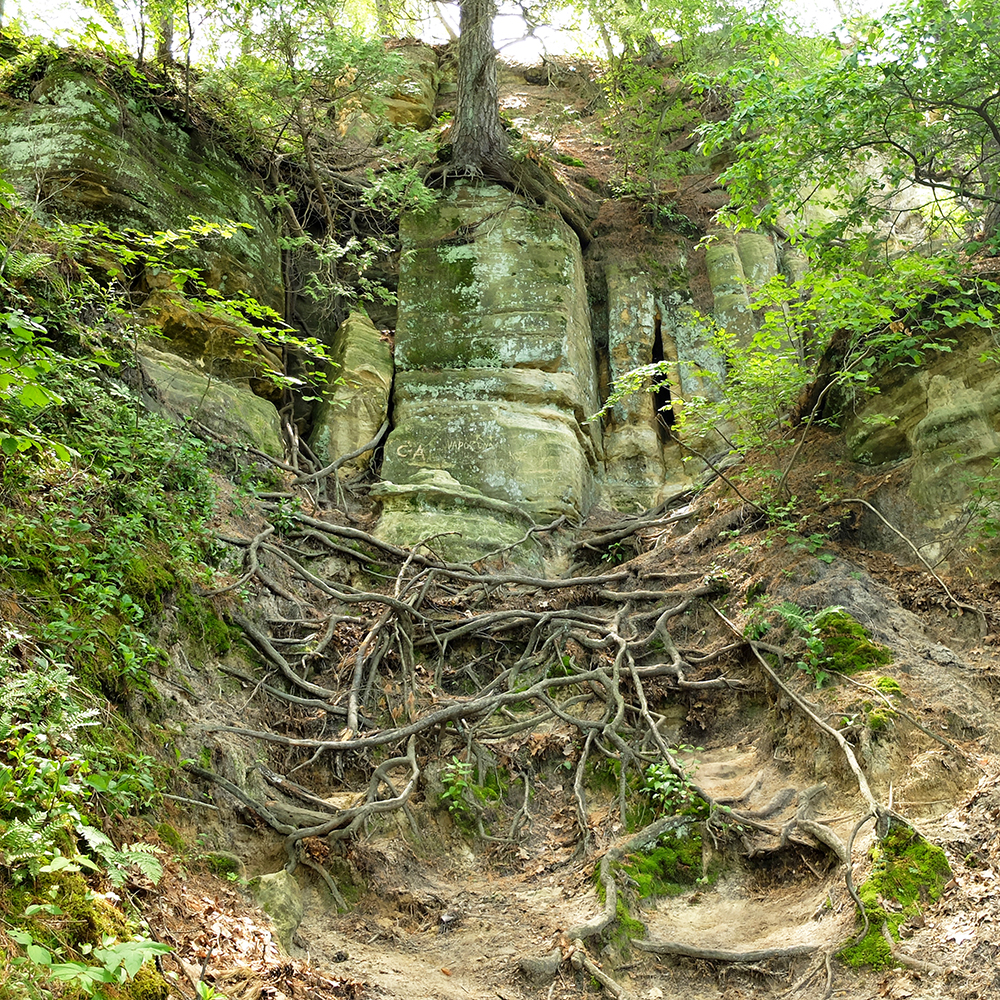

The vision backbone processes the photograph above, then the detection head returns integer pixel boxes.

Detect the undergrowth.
[0,143,239,1000]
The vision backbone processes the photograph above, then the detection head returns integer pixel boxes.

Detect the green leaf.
[18,383,54,408]
[25,902,65,915]
[26,943,53,965]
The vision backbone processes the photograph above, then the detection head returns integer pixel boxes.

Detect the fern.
[774,601,811,634]
[0,248,53,279]
[79,826,164,887]
[0,816,70,881]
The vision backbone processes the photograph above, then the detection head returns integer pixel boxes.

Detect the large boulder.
[139,345,283,458]
[376,183,601,560]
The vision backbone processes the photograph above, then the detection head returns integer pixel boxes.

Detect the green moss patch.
[814,609,892,675]
[176,591,234,656]
[155,823,185,851]
[874,675,902,694]
[621,822,715,899]
[839,824,952,969]
[593,865,648,959]
[867,706,895,732]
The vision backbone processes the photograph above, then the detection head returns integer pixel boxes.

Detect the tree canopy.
[10,0,1000,255]
[700,0,1000,246]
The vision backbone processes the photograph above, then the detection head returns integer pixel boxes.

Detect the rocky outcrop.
[0,58,282,310]
[375,182,601,561]
[0,54,287,453]
[382,44,439,129]
[601,264,687,511]
[309,312,394,472]
[845,326,1000,562]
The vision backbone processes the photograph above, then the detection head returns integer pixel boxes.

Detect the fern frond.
[78,823,114,853]
[1,249,54,279]
[774,601,811,634]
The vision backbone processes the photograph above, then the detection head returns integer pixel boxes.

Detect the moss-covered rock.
[251,869,303,953]
[813,608,891,674]
[382,44,439,129]
[0,58,281,310]
[379,182,600,560]
[839,824,952,969]
[735,230,780,288]
[308,312,394,472]
[142,290,283,398]
[395,184,596,395]
[139,345,283,457]
[383,369,597,523]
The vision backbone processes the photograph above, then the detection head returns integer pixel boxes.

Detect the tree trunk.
[156,11,174,64]
[452,0,508,173]
[983,199,1000,242]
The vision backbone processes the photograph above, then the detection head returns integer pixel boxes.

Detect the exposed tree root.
[181,491,962,999]
[571,944,632,999]
[632,940,818,962]
[879,922,945,974]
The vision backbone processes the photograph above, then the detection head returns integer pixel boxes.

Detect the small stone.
[518,948,563,986]
[252,870,303,953]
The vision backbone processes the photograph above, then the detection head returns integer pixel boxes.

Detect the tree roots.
[178,484,961,998]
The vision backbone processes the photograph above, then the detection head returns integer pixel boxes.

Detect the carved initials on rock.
[395,444,427,461]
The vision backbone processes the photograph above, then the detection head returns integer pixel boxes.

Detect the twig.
[836,497,988,634]
[675,439,765,512]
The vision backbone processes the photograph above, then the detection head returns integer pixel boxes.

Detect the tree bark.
[452,0,508,173]
[156,11,174,64]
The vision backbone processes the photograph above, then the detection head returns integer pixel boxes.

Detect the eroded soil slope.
[143,425,1000,1000]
